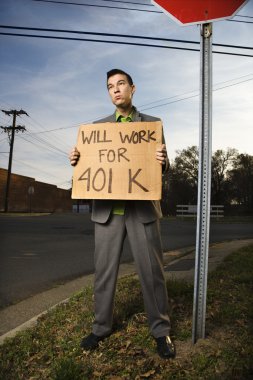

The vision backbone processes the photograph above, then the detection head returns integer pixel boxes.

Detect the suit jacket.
[91,107,169,224]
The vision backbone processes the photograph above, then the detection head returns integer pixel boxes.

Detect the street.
[0,213,252,308]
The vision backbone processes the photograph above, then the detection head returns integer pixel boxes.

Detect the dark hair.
[107,69,133,86]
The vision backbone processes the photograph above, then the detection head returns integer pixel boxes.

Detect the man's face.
[107,74,135,109]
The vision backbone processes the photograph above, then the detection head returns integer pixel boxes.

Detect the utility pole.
[1,109,28,212]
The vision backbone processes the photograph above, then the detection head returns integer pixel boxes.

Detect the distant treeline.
[162,146,253,216]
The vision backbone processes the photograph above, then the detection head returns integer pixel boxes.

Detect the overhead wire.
[32,0,162,13]
[32,0,253,13]
[1,141,69,186]
[12,158,68,182]
[30,134,68,155]
[1,31,252,57]
[13,111,70,157]
[2,73,252,140]
[28,122,81,135]
[0,106,71,159]
[235,15,253,19]
[140,77,253,112]
[1,126,70,187]
[16,133,68,157]
[31,0,253,23]
[0,108,70,156]
[1,25,252,51]
[20,114,71,152]
[227,19,253,24]
[138,73,253,108]
[0,32,200,53]
[18,73,253,136]
[0,99,69,151]
[85,0,154,6]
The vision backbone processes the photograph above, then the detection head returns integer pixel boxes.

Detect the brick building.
[0,168,72,213]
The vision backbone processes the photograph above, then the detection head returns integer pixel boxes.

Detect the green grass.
[0,246,253,379]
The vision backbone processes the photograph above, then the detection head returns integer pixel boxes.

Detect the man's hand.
[69,147,80,166]
[156,144,167,165]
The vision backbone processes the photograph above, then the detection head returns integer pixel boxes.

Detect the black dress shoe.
[80,333,107,350]
[155,336,176,359]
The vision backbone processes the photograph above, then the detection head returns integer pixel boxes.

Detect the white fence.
[176,205,224,218]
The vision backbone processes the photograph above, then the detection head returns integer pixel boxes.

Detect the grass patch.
[0,246,253,379]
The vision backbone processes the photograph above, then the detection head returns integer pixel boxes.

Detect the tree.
[211,148,238,205]
[227,154,253,212]
[174,145,199,187]
[161,146,252,216]
[161,146,199,215]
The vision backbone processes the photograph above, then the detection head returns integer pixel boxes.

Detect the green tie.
[112,112,133,215]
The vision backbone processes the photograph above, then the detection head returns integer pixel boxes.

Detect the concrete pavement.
[1,238,253,345]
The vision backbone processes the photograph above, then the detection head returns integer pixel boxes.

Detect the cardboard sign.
[71,121,162,200]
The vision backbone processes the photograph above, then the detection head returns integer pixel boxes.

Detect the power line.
[20,74,253,136]
[21,123,81,135]
[16,133,68,157]
[0,31,200,52]
[227,19,253,24]
[22,116,71,152]
[10,110,70,155]
[0,24,199,45]
[89,0,154,6]
[1,32,253,57]
[10,109,71,154]
[32,0,253,23]
[25,134,68,156]
[12,158,68,182]
[32,0,162,13]
[1,25,252,50]
[138,73,253,108]
[140,77,253,112]
[235,15,253,19]
[32,0,253,15]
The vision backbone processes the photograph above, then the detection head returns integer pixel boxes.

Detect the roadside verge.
[0,239,252,344]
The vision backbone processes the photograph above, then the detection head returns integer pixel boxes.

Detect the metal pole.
[4,111,17,213]
[192,22,213,343]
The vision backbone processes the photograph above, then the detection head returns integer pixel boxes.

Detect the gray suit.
[91,107,171,338]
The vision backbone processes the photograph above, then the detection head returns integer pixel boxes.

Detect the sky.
[0,0,252,190]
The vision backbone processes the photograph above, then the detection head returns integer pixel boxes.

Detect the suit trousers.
[92,202,171,338]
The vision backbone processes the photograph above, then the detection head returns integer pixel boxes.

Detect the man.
[69,69,175,359]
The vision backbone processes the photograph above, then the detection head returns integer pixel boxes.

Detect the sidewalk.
[1,238,252,345]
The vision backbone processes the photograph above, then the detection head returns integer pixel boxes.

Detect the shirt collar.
[116,108,134,122]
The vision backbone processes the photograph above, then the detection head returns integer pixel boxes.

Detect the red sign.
[152,0,249,25]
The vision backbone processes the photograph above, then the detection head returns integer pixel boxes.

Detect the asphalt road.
[0,212,252,308]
